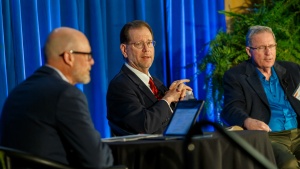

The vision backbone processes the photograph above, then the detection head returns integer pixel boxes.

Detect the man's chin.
[81,77,91,84]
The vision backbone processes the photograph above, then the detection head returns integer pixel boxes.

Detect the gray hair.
[245,25,276,46]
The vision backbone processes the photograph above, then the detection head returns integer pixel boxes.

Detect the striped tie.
[149,78,161,100]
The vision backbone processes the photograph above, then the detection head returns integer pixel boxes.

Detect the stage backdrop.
[0,0,226,138]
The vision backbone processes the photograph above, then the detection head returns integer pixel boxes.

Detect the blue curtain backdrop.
[0,0,226,138]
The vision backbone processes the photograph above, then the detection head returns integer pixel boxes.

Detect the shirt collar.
[125,63,151,87]
[256,67,278,81]
[45,64,69,83]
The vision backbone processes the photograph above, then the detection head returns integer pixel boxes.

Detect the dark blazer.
[106,64,173,134]
[221,60,300,127]
[0,66,113,169]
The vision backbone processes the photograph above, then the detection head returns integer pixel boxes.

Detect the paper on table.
[293,83,300,101]
[101,134,163,142]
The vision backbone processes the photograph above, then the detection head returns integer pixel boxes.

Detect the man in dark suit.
[0,27,113,168]
[107,20,193,135]
[221,25,300,168]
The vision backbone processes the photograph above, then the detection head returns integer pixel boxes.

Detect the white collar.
[125,63,152,89]
[45,64,69,83]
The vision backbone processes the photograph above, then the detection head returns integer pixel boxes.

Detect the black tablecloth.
[107,130,276,169]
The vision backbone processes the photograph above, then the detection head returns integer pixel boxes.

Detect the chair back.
[108,121,134,136]
[0,146,75,169]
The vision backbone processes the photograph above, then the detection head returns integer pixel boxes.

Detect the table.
[107,130,276,169]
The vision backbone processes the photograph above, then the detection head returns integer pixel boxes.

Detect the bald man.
[0,27,113,168]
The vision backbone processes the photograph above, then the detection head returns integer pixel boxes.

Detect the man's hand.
[244,117,271,132]
[163,79,192,104]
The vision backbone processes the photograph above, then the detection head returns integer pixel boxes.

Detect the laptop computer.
[103,100,205,142]
[163,99,205,136]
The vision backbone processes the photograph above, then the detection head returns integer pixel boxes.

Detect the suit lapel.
[244,61,269,106]
[274,63,291,94]
[121,65,158,102]
[152,77,166,99]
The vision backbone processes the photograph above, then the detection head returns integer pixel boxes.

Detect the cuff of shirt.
[160,99,173,113]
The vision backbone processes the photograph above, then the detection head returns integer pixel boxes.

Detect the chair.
[0,146,75,169]
[0,146,128,169]
[108,121,133,136]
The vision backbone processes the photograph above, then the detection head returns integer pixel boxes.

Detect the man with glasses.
[107,20,193,135]
[0,27,113,168]
[221,25,300,168]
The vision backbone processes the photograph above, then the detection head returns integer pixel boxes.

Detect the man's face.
[246,32,277,70]
[121,26,154,74]
[72,44,94,84]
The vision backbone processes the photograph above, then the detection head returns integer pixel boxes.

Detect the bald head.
[43,27,94,85]
[44,27,90,62]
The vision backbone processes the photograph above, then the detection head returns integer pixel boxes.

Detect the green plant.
[199,0,300,123]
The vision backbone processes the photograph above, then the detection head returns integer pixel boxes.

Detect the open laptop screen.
[164,100,205,136]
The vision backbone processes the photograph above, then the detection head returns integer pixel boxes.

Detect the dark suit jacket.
[221,60,300,127]
[0,66,113,169]
[106,64,173,134]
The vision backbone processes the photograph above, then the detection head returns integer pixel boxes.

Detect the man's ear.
[245,47,252,58]
[120,44,128,58]
[61,52,74,66]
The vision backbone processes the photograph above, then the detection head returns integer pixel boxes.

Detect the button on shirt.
[257,67,297,132]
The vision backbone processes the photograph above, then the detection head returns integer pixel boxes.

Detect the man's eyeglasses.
[128,40,156,49]
[60,50,93,61]
[249,44,277,52]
